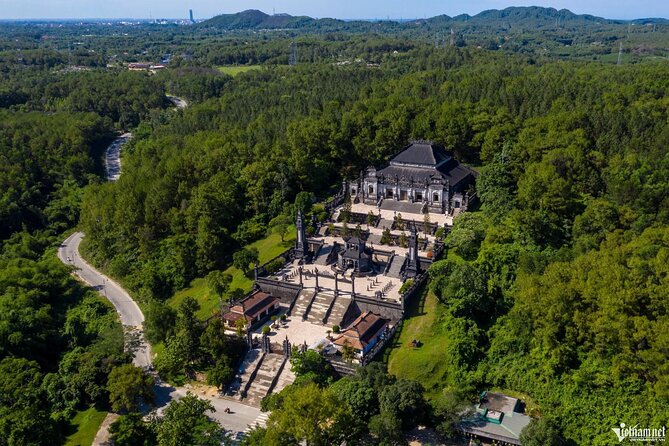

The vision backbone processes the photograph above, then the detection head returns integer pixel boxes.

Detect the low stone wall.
[349,295,404,322]
[256,277,302,305]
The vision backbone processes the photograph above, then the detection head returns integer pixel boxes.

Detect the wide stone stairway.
[386,255,406,279]
[242,353,286,407]
[314,244,334,265]
[290,289,314,318]
[325,294,351,327]
[306,292,336,324]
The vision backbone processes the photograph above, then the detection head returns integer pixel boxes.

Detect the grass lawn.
[64,407,107,446]
[217,65,262,76]
[167,226,296,320]
[384,287,451,400]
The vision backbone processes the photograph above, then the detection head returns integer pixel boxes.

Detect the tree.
[206,270,232,306]
[107,364,155,413]
[341,195,352,224]
[520,418,563,446]
[366,211,376,228]
[0,357,58,444]
[235,317,247,337]
[232,248,259,273]
[445,212,486,260]
[399,232,407,248]
[269,215,292,242]
[423,210,431,235]
[341,339,356,364]
[394,213,404,230]
[432,391,472,439]
[330,376,378,420]
[294,191,315,214]
[155,393,226,446]
[379,379,427,429]
[145,300,177,344]
[380,228,392,245]
[264,383,355,446]
[110,413,156,446]
[368,412,405,446]
[199,318,246,363]
[289,349,335,387]
[207,357,235,390]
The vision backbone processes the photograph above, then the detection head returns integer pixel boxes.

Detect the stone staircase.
[290,289,314,318]
[314,244,334,265]
[386,254,406,279]
[377,218,394,229]
[242,353,286,407]
[306,292,336,324]
[229,349,263,397]
[325,294,351,327]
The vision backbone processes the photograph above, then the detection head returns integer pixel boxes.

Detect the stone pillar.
[246,328,253,349]
[406,223,420,277]
[295,209,308,259]
[315,268,319,291]
[351,273,356,298]
[334,273,339,296]
[298,266,303,286]
[253,263,259,281]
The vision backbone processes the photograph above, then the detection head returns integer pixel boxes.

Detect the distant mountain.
[199,9,316,30]
[199,6,666,32]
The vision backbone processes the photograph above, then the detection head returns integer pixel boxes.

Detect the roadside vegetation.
[0,7,668,444]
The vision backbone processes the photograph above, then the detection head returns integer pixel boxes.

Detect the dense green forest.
[1,7,668,445]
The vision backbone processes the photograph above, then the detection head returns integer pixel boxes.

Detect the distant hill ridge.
[199,6,668,30]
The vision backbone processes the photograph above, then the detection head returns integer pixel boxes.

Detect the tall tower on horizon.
[189,9,195,24]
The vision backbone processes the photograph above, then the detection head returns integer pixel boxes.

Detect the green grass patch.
[64,407,107,446]
[384,287,451,400]
[167,226,295,319]
[216,65,262,76]
[249,225,295,263]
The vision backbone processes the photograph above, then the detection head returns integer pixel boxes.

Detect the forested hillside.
[0,52,167,445]
[0,10,668,444]
[77,46,669,443]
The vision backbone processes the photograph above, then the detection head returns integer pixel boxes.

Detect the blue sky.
[1,0,667,20]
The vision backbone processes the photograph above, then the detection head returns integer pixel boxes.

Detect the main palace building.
[350,140,476,215]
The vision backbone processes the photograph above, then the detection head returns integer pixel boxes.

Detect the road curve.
[57,231,263,436]
[60,97,263,440]
[58,231,152,368]
[105,132,132,182]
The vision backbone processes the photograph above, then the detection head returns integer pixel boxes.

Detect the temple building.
[333,311,390,359]
[337,236,372,273]
[222,290,280,329]
[351,141,476,214]
[457,391,532,445]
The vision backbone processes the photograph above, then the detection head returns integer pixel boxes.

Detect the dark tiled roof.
[334,311,389,350]
[480,392,518,413]
[390,141,451,167]
[229,290,279,320]
[377,160,474,188]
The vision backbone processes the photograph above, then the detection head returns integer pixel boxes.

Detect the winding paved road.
[58,98,264,443]
[58,232,152,367]
[104,132,132,182]
[58,233,263,439]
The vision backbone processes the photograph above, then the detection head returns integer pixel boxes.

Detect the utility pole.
[289,42,297,66]
[617,41,623,66]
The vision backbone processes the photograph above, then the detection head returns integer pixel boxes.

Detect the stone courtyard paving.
[251,309,331,347]
[350,202,455,227]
